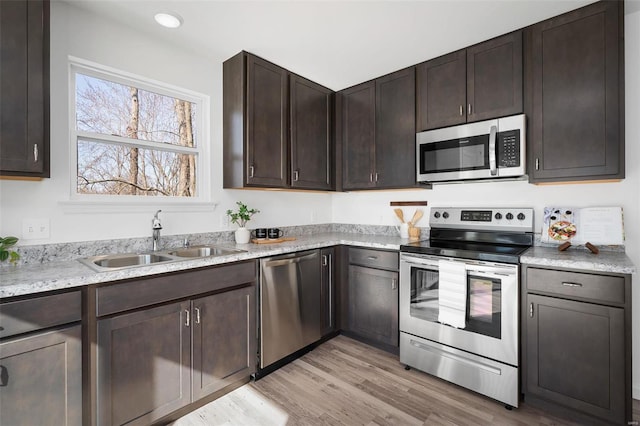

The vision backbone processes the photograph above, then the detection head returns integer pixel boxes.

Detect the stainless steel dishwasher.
[259,249,321,369]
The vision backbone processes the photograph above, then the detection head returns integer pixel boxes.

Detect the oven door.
[399,253,519,366]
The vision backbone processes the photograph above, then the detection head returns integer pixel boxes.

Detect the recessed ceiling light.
[154,12,183,29]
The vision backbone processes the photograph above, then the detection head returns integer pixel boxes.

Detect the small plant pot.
[235,227,251,244]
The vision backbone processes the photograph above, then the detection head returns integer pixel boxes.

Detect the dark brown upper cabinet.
[526,1,624,183]
[417,31,523,131]
[0,0,49,177]
[340,67,417,190]
[290,75,333,190]
[223,51,334,190]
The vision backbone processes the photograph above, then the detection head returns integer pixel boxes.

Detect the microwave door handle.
[489,125,498,176]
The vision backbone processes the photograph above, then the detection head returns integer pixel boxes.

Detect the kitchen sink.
[79,245,246,272]
[166,245,245,258]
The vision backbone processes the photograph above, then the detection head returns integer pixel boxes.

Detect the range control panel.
[430,207,534,232]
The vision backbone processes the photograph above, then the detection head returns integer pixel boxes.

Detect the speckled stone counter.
[521,246,636,274]
[0,232,408,298]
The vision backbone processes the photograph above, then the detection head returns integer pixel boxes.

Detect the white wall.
[0,0,637,399]
[0,1,333,244]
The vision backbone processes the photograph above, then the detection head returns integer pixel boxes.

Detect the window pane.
[76,73,197,147]
[77,140,196,197]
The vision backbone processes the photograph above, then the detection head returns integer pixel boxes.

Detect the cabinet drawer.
[97,261,256,317]
[526,268,625,304]
[0,291,82,339]
[349,247,398,270]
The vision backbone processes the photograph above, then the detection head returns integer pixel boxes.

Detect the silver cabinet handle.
[529,303,534,318]
[328,253,333,328]
[194,307,201,324]
[293,170,299,181]
[374,172,379,182]
[562,282,583,288]
[33,144,38,162]
[391,278,397,290]
[468,103,472,115]
[489,125,497,176]
[184,309,190,327]
[535,158,540,171]
[366,256,377,260]
[249,165,255,178]
[459,105,464,116]
[322,255,328,266]
[369,173,374,182]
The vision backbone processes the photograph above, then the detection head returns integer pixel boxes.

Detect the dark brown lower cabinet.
[522,265,632,425]
[97,285,255,426]
[526,295,624,423]
[192,286,255,401]
[348,265,398,347]
[0,325,82,426]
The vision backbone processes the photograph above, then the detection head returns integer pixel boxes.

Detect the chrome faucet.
[152,210,162,251]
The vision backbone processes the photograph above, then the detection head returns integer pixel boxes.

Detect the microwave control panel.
[497,130,520,168]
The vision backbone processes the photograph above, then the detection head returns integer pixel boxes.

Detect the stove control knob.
[506,213,514,220]
[495,212,503,220]
[517,213,526,221]
[434,211,441,218]
[442,212,449,219]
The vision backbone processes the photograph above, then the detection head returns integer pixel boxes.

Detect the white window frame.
[67,56,212,209]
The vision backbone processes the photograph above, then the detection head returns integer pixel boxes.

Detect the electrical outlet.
[220,215,229,228]
[22,218,50,240]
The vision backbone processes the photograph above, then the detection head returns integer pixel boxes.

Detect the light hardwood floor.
[172,335,640,426]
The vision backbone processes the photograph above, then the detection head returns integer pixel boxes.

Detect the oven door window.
[420,134,489,174]
[409,267,502,339]
[465,274,501,339]
[409,267,439,322]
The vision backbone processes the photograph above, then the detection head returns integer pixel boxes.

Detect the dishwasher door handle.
[263,252,318,268]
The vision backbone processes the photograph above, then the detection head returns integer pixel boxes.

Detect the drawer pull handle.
[561,282,583,288]
[366,256,377,260]
[529,303,534,318]
[184,309,190,327]
[391,278,397,290]
[0,365,8,387]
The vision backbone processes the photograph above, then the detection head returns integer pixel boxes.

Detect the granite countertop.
[521,246,636,275]
[0,232,406,298]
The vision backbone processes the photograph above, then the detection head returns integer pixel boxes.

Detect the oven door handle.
[400,256,439,268]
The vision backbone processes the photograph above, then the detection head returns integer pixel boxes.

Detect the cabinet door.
[348,265,398,347]
[0,0,48,177]
[416,50,466,131]
[97,301,191,426]
[192,286,255,400]
[527,1,622,182]
[320,247,336,336]
[467,31,522,123]
[526,294,625,423]
[341,81,376,190]
[246,54,288,187]
[0,325,81,426]
[375,68,416,188]
[290,75,333,190]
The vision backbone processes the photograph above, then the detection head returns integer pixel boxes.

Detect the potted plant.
[226,201,259,244]
[0,236,20,265]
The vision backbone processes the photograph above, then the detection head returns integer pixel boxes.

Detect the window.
[69,58,209,202]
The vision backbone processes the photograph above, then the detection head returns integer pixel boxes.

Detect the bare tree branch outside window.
[75,73,198,197]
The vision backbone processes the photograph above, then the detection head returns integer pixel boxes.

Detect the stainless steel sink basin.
[80,253,176,271]
[166,246,244,258]
[79,245,246,271]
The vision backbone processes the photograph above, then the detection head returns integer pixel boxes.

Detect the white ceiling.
[62,0,599,90]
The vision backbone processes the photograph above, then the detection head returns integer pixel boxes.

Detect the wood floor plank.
[173,335,638,426]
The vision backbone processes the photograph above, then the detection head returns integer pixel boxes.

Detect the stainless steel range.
[399,207,534,408]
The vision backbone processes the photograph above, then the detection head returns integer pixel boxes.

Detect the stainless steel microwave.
[416,114,526,183]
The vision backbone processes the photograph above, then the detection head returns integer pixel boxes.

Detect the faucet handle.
[152,210,162,229]
[183,238,190,248]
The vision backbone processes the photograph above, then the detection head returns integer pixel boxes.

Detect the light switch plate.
[22,218,50,240]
